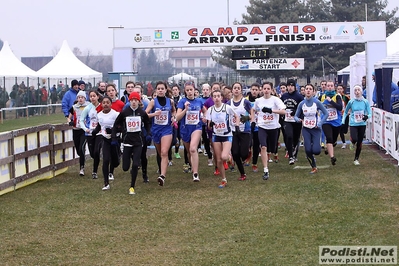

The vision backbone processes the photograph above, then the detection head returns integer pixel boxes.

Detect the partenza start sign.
[236,58,305,70]
[114,21,386,49]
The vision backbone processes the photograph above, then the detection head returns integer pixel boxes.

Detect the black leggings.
[251,131,260,165]
[322,124,341,144]
[283,122,302,158]
[231,132,251,175]
[102,138,115,186]
[87,135,103,173]
[122,145,143,188]
[350,125,366,160]
[73,129,86,168]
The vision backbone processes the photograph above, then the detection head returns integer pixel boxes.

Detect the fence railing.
[0,124,78,195]
[0,104,63,123]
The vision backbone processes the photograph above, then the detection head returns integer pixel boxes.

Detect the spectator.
[62,80,80,119]
[9,86,18,108]
[39,85,48,114]
[50,85,58,114]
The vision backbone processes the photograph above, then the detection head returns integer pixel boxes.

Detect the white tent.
[0,41,37,77]
[36,40,102,79]
[337,65,350,75]
[349,28,399,86]
[168,72,197,84]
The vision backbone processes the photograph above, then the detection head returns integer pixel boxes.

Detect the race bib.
[154,111,168,125]
[326,108,338,121]
[284,109,295,122]
[185,110,199,125]
[353,111,364,123]
[303,116,317,128]
[258,113,273,126]
[214,121,227,135]
[126,116,141,132]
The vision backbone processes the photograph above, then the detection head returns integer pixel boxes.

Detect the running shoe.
[262,172,269,180]
[79,167,85,176]
[238,174,247,181]
[208,159,213,166]
[284,151,289,158]
[193,173,200,182]
[268,154,273,163]
[341,143,346,149]
[143,176,149,183]
[92,172,98,179]
[349,143,354,150]
[243,150,252,166]
[102,184,110,191]
[198,148,203,153]
[108,173,114,181]
[252,165,258,172]
[223,161,229,170]
[183,164,190,173]
[273,155,279,163]
[214,168,220,176]
[330,157,337,166]
[310,167,318,174]
[129,187,135,195]
[321,142,325,149]
[218,179,227,188]
[289,157,295,165]
[157,175,165,186]
[168,161,173,166]
[203,151,207,156]
[324,149,328,155]
[174,153,181,159]
[353,160,360,166]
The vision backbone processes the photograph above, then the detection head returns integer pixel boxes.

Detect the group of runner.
[66,78,371,194]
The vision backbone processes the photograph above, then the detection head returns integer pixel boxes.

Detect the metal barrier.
[0,124,78,195]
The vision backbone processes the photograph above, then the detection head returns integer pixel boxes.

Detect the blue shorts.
[152,125,173,144]
[180,124,202,143]
[212,135,233,143]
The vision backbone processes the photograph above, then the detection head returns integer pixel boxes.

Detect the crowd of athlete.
[66,78,371,195]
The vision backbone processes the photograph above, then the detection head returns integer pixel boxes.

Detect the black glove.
[362,115,368,122]
[240,114,250,123]
[251,122,256,131]
[105,128,112,134]
[209,121,215,128]
[262,107,272,113]
[146,135,152,146]
[68,121,74,126]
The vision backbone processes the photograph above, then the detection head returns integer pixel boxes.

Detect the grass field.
[1,131,399,265]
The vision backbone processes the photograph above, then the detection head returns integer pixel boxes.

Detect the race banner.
[114,21,386,49]
[236,58,304,70]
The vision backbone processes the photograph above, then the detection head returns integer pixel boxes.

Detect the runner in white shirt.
[206,89,239,188]
[252,81,286,180]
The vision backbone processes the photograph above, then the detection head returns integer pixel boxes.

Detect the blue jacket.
[61,88,79,116]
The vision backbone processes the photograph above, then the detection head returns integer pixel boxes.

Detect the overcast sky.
[1,0,397,59]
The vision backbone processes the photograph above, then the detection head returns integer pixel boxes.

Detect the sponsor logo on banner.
[319,26,332,41]
[134,34,151,42]
[134,34,142,42]
[236,58,304,70]
[334,25,350,40]
[171,31,179,39]
[166,31,185,43]
[155,30,162,39]
[154,30,165,46]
